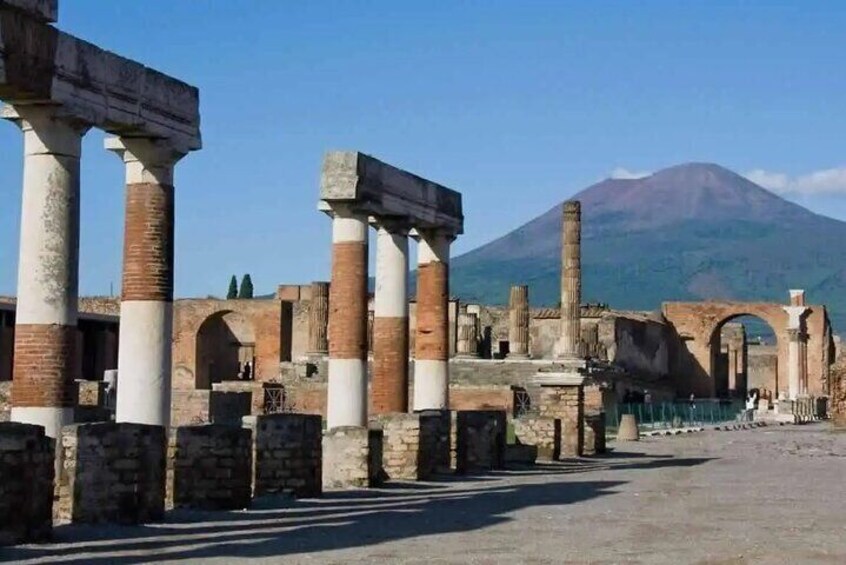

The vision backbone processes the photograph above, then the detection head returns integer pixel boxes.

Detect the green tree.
[239,274,254,299]
[226,275,238,299]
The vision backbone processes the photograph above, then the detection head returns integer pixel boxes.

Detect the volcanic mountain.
[450,163,846,329]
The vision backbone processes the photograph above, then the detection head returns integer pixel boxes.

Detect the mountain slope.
[451,163,846,330]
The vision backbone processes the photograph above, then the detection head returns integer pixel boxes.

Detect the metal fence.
[605,399,747,432]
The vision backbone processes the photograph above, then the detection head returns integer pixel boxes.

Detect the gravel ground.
[4,423,845,565]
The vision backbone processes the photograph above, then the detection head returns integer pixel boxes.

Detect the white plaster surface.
[105,137,183,185]
[782,305,808,329]
[417,233,450,265]
[327,358,367,429]
[10,406,73,439]
[374,228,408,318]
[787,338,800,400]
[332,213,368,244]
[116,300,173,426]
[413,359,448,410]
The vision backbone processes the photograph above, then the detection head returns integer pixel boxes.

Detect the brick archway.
[663,301,833,398]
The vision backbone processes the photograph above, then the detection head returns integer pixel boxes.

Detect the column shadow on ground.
[2,452,712,564]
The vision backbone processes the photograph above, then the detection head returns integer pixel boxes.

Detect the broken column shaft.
[508,285,529,358]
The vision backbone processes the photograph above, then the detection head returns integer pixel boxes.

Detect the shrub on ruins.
[239,274,254,299]
[226,275,238,299]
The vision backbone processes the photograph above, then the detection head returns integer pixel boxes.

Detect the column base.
[322,426,383,490]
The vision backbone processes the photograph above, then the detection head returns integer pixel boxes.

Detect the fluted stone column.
[783,290,809,401]
[308,281,329,355]
[326,208,369,428]
[456,311,479,358]
[372,224,410,414]
[107,137,184,427]
[414,231,451,410]
[508,285,529,358]
[556,201,581,359]
[6,106,89,438]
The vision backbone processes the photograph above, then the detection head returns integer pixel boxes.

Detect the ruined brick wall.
[171,389,211,426]
[831,361,846,427]
[247,413,322,497]
[513,416,560,461]
[374,410,450,480]
[166,425,252,511]
[449,384,516,414]
[0,423,54,545]
[57,423,166,525]
[747,345,778,393]
[323,426,373,490]
[538,386,584,457]
[455,410,506,473]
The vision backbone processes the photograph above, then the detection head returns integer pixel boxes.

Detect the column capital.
[782,305,809,330]
[2,104,91,156]
[369,216,410,235]
[105,136,186,185]
[409,227,457,243]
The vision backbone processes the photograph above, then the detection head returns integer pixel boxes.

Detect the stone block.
[166,425,252,511]
[322,426,377,490]
[455,410,506,474]
[57,422,166,525]
[0,423,54,545]
[513,416,561,461]
[583,413,606,455]
[248,413,322,498]
[617,414,640,442]
[373,410,451,481]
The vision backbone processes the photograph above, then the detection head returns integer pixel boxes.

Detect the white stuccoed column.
[413,230,451,411]
[326,207,369,429]
[4,106,89,438]
[107,137,184,427]
[783,303,809,401]
[372,222,410,414]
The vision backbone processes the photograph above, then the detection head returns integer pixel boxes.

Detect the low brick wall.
[247,413,322,498]
[374,410,450,481]
[513,416,561,461]
[209,391,252,426]
[0,423,54,545]
[323,426,382,490]
[583,414,606,456]
[538,385,584,457]
[455,410,507,474]
[57,423,166,524]
[171,389,212,426]
[167,425,252,511]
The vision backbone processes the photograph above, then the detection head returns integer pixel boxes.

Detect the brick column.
[5,106,89,438]
[327,208,369,428]
[308,281,329,355]
[372,224,409,414]
[106,137,184,427]
[508,284,529,358]
[555,201,581,359]
[413,231,451,410]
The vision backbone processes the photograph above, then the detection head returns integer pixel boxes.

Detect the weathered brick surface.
[247,413,322,497]
[455,410,506,474]
[513,416,561,461]
[122,182,174,301]
[166,425,252,510]
[329,242,368,359]
[57,423,166,524]
[539,385,584,457]
[374,410,450,480]
[372,316,409,414]
[12,324,78,407]
[323,426,381,490]
[0,423,54,545]
[416,261,448,361]
[831,362,846,428]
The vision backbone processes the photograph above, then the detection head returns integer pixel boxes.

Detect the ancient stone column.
[326,207,369,428]
[414,231,451,410]
[508,285,529,358]
[456,311,479,358]
[107,137,184,427]
[6,106,89,438]
[372,224,410,414]
[783,290,809,401]
[556,201,581,359]
[307,281,329,355]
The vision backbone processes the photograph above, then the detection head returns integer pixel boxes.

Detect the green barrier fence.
[605,399,748,432]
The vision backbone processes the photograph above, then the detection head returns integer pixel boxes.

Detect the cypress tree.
[226,275,238,299]
[239,274,254,299]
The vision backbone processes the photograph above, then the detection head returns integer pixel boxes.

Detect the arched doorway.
[195,311,256,389]
[710,314,778,399]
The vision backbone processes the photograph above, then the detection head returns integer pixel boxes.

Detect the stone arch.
[195,310,256,390]
[707,313,781,399]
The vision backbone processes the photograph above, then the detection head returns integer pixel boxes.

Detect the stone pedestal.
[455,410,507,474]
[245,413,322,498]
[533,364,586,457]
[166,425,252,511]
[57,423,167,524]
[617,414,640,441]
[322,426,383,490]
[0,423,55,545]
[374,410,451,480]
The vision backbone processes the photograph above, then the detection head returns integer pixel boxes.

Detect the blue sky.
[2,1,845,297]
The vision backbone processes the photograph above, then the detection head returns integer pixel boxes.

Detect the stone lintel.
[532,359,587,386]
[319,151,463,235]
[0,0,56,23]
[0,12,201,152]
